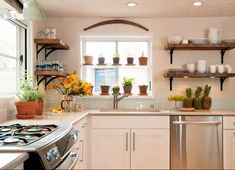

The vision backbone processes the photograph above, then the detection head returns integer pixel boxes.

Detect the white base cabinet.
[224,116,235,169]
[90,116,169,169]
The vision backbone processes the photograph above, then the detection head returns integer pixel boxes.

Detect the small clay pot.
[139,57,148,65]
[100,85,110,94]
[113,58,120,65]
[15,101,37,119]
[123,85,132,94]
[127,57,134,65]
[36,100,44,115]
[98,57,105,65]
[83,55,93,65]
[139,85,148,95]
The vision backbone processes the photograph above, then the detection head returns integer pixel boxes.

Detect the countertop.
[0,152,28,169]
[1,108,235,169]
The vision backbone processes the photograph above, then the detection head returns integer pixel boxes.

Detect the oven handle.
[68,149,80,170]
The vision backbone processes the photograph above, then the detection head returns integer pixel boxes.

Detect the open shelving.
[164,71,235,91]
[34,39,69,89]
[164,43,235,64]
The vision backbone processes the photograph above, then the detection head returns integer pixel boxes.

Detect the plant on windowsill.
[139,52,148,65]
[83,55,93,65]
[126,54,134,65]
[100,84,110,95]
[122,77,135,95]
[98,53,105,65]
[138,84,148,95]
[15,72,44,119]
[112,84,120,94]
[113,53,120,65]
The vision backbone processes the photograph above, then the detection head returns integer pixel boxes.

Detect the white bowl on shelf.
[186,63,196,73]
[168,36,182,44]
[189,38,208,44]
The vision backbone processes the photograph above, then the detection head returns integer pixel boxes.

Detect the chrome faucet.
[113,93,128,109]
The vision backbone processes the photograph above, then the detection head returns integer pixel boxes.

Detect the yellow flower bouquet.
[48,72,92,96]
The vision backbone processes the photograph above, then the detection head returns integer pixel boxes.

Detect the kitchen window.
[81,36,152,96]
[0,18,27,95]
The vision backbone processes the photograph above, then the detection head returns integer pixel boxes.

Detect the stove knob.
[51,148,60,159]
[70,130,78,141]
[45,151,53,162]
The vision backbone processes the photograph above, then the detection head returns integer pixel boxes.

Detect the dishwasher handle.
[172,121,221,125]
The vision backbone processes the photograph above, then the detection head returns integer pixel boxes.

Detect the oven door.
[56,145,79,170]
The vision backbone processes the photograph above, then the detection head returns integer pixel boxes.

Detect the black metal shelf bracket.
[169,77,173,91]
[37,75,61,90]
[45,48,56,60]
[220,77,227,91]
[36,44,47,60]
[169,49,174,64]
[45,76,58,90]
[220,49,227,64]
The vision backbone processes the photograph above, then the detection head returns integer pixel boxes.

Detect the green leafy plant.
[122,77,135,86]
[17,71,43,101]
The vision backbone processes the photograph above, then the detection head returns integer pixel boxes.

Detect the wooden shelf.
[164,43,235,64]
[164,71,235,91]
[35,70,66,90]
[34,39,69,49]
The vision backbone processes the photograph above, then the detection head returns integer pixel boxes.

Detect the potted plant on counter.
[122,77,134,95]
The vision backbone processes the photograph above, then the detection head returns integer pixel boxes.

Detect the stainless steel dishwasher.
[170,116,223,169]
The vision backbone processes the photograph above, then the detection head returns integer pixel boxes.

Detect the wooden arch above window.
[83,19,149,31]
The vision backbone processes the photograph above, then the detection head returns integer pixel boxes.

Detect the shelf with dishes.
[35,70,66,90]
[164,71,235,91]
[34,38,69,89]
[165,43,235,64]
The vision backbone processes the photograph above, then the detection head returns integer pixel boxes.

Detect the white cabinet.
[224,116,235,169]
[90,116,169,169]
[73,117,90,169]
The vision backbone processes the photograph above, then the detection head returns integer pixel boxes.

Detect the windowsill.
[79,95,155,99]
[0,95,15,100]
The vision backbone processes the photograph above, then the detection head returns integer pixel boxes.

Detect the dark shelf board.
[164,72,235,78]
[34,39,69,49]
[165,43,235,51]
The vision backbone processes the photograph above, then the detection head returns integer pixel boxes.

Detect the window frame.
[0,18,27,96]
[80,36,153,97]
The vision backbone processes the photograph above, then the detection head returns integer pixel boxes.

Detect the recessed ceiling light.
[193,1,203,6]
[127,2,137,7]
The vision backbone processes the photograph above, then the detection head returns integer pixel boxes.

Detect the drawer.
[223,116,235,129]
[91,116,169,129]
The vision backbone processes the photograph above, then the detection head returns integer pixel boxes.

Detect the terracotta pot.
[36,100,44,115]
[139,57,148,65]
[98,57,105,65]
[100,85,110,94]
[123,85,132,94]
[113,58,120,65]
[15,101,37,119]
[127,57,134,65]
[83,55,93,65]
[139,85,148,95]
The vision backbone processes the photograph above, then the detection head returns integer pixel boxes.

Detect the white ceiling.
[37,0,235,18]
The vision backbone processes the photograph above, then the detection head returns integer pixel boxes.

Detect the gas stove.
[0,123,79,170]
[0,124,57,146]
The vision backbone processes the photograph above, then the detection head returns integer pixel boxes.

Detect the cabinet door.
[131,129,169,169]
[224,130,235,169]
[91,129,130,169]
[73,118,89,169]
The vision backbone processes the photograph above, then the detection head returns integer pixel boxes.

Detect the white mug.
[210,65,216,73]
[218,65,224,74]
[208,28,222,44]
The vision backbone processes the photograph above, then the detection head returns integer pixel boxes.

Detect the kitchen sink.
[99,108,170,113]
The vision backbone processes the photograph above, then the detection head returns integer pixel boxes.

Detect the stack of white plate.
[197,60,207,73]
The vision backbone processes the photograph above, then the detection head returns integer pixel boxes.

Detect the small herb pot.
[83,55,93,65]
[113,58,120,65]
[127,57,134,65]
[100,85,110,94]
[98,57,105,65]
[139,85,148,95]
[139,57,148,65]
[123,85,132,94]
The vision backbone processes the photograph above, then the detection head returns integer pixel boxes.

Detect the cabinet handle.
[133,132,135,151]
[126,133,128,151]
[80,140,83,162]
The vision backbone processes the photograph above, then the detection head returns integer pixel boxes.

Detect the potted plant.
[112,84,120,94]
[122,77,134,95]
[113,53,120,65]
[98,53,105,65]
[127,56,134,65]
[100,84,110,95]
[15,73,41,119]
[35,91,44,115]
[83,55,93,65]
[139,52,148,65]
[138,84,148,95]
